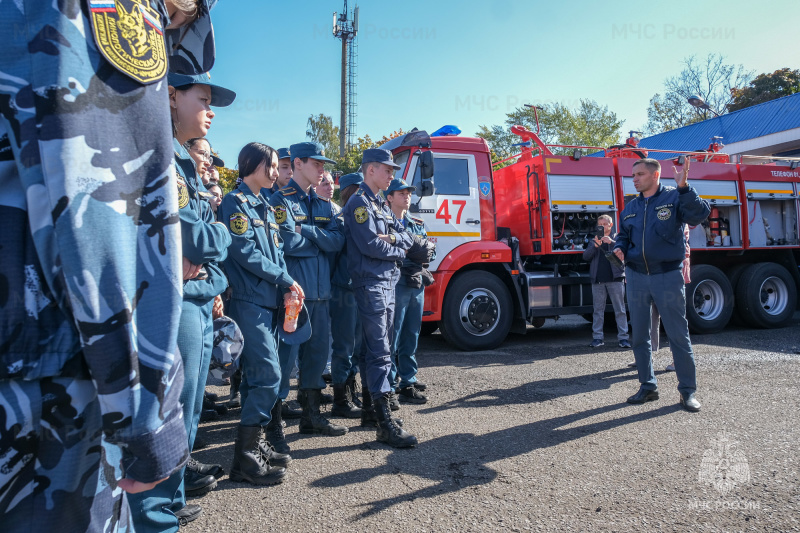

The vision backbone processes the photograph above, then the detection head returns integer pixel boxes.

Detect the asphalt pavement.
[190,313,800,533]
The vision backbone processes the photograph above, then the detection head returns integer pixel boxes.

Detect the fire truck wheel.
[686,265,734,334]
[725,263,751,326]
[735,262,797,329]
[420,322,439,336]
[439,271,513,351]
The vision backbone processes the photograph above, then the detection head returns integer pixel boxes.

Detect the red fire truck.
[381,127,800,351]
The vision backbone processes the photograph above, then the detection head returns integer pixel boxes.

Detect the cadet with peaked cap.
[385,178,436,404]
[220,142,304,484]
[269,142,347,437]
[271,147,293,196]
[343,149,418,448]
[128,69,236,531]
[329,173,365,419]
[0,1,218,531]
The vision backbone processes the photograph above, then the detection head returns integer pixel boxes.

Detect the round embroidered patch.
[354,206,368,224]
[230,212,248,235]
[177,181,189,209]
[657,208,671,221]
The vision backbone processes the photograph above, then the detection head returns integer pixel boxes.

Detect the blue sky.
[206,0,799,166]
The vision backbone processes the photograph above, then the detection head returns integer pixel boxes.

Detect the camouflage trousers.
[0,378,132,532]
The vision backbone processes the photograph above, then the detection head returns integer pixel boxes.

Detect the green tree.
[335,134,376,175]
[727,68,800,112]
[306,113,340,160]
[644,53,753,134]
[476,100,623,161]
[217,166,239,194]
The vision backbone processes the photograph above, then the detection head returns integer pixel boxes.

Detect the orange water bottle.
[284,293,301,332]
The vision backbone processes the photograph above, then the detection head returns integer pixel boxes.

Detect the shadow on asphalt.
[307,402,679,519]
[417,367,636,414]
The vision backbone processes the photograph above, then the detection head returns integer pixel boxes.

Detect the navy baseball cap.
[277,148,291,160]
[277,302,312,345]
[339,172,363,189]
[167,71,236,107]
[166,0,218,75]
[289,142,335,164]
[211,154,224,167]
[362,148,400,169]
[386,178,415,194]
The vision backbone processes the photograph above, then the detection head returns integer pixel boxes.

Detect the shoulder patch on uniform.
[274,206,287,224]
[177,180,189,209]
[229,212,248,235]
[279,186,297,196]
[314,216,331,223]
[624,213,636,220]
[409,216,425,225]
[354,206,368,224]
[89,0,167,84]
[198,191,212,199]
[355,189,365,197]
[234,192,248,204]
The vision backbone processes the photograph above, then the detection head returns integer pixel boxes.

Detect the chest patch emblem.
[230,212,248,235]
[177,180,189,209]
[89,0,167,84]
[657,208,672,221]
[275,206,287,224]
[354,206,368,224]
[291,202,302,213]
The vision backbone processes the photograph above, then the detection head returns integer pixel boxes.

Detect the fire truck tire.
[725,263,750,326]
[735,262,797,329]
[420,322,439,336]
[439,271,513,351]
[685,265,734,334]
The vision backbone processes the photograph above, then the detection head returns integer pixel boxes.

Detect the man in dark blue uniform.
[343,149,418,448]
[270,142,347,436]
[270,147,293,197]
[613,158,709,412]
[385,178,436,404]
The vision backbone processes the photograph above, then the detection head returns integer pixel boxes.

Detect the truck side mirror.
[418,151,435,197]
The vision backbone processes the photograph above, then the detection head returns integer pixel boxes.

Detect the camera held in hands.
[593,225,605,239]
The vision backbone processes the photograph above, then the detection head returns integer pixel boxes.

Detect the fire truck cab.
[382,128,800,351]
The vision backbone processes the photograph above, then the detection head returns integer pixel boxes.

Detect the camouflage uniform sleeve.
[0,3,188,483]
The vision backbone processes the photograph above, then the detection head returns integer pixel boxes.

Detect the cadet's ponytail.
[238,142,278,180]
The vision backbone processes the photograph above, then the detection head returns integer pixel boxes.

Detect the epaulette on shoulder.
[279,186,297,196]
[234,191,248,204]
[355,189,365,196]
[409,216,425,225]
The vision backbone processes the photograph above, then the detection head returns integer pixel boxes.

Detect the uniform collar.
[359,182,383,205]
[173,138,191,161]
[287,179,317,201]
[640,183,665,200]
[237,181,264,206]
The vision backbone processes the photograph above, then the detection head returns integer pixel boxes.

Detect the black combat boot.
[374,394,417,448]
[298,389,348,436]
[281,400,302,419]
[229,425,286,485]
[228,369,242,409]
[361,387,403,428]
[258,429,292,468]
[331,383,361,418]
[347,375,363,408]
[175,504,202,526]
[264,399,291,454]
[186,455,225,480]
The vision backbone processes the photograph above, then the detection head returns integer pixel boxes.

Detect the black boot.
[186,455,225,479]
[228,369,242,409]
[360,388,403,428]
[258,429,292,468]
[184,468,217,497]
[331,383,361,418]
[230,425,286,485]
[265,399,291,454]
[347,375,363,408]
[281,400,302,419]
[374,394,417,448]
[299,389,348,436]
[175,504,202,526]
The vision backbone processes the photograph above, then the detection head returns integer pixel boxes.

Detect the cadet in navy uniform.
[0,1,218,531]
[385,178,436,404]
[343,149,418,448]
[128,71,235,532]
[269,142,347,436]
[270,147,293,196]
[220,142,304,484]
[329,173,365,419]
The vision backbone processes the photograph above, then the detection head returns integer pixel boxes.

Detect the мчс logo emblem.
[698,431,750,496]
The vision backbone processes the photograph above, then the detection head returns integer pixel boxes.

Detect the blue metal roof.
[637,92,800,160]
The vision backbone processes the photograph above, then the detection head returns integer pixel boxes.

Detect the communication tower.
[332,2,358,157]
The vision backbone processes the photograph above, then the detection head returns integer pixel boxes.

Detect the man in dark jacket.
[614,158,710,412]
[582,215,630,349]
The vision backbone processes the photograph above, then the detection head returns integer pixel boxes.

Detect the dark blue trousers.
[354,284,396,395]
[330,284,362,384]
